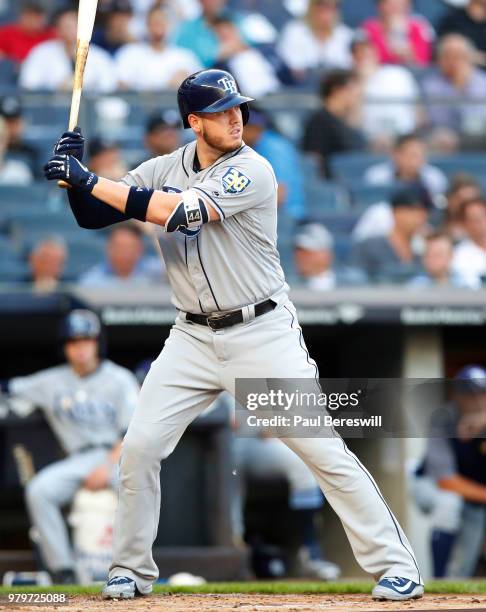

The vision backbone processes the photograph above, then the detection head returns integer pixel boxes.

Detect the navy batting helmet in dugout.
[177,69,254,129]
[454,364,486,395]
[60,309,101,343]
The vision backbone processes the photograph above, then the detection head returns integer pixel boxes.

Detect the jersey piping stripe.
[283,305,318,380]
[283,305,340,439]
[284,308,420,580]
[196,235,221,311]
[206,144,246,178]
[181,144,190,178]
[341,440,422,583]
[193,187,225,220]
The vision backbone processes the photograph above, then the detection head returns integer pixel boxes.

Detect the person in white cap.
[294,222,336,290]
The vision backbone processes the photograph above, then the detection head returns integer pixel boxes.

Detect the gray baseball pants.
[25,448,112,571]
[109,301,421,592]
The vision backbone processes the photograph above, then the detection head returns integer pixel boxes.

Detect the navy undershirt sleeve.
[67,188,131,229]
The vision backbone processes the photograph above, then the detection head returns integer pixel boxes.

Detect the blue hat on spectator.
[145,109,181,133]
[88,136,119,158]
[454,365,486,394]
[390,183,431,210]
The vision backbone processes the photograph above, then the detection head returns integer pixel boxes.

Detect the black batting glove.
[43,154,99,192]
[53,126,85,161]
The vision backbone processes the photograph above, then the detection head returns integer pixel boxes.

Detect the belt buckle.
[207,312,232,330]
[207,316,220,331]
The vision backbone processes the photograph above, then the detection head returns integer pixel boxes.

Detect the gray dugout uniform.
[8,361,139,572]
[9,360,139,454]
[423,403,485,577]
[121,140,287,313]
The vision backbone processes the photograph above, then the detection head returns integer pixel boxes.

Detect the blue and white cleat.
[102,576,138,599]
[372,577,424,601]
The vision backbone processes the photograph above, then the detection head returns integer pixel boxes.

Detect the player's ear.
[188,113,201,134]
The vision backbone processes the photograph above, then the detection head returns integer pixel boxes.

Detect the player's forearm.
[91,177,134,214]
[45,155,218,228]
[90,176,219,226]
[91,177,180,225]
[438,474,486,504]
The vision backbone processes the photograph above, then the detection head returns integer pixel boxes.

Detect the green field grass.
[0,580,485,596]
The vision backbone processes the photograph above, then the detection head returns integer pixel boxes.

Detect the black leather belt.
[186,299,276,331]
[78,444,112,453]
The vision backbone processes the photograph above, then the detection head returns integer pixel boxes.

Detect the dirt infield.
[2,593,486,612]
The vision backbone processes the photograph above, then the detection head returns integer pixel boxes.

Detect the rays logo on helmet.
[218,77,238,94]
[222,167,251,194]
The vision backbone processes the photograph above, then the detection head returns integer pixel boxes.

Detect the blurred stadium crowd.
[1,0,486,289]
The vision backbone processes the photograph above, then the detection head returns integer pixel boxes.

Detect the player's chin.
[224,134,243,152]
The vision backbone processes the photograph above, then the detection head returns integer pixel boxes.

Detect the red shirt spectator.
[362,0,433,67]
[0,3,56,63]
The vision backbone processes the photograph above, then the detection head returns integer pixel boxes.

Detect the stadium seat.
[340,0,376,27]
[0,185,63,230]
[348,182,393,207]
[63,237,106,280]
[334,234,353,265]
[0,2,18,25]
[414,0,450,29]
[0,235,17,257]
[0,258,29,283]
[429,154,486,180]
[0,59,18,90]
[22,128,61,169]
[329,152,387,182]
[277,211,298,280]
[22,101,68,131]
[7,209,81,243]
[272,109,319,144]
[312,210,362,235]
[0,184,51,208]
[304,179,349,213]
[300,155,320,179]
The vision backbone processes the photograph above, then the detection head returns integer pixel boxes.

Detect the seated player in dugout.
[0,310,139,584]
[411,365,486,578]
[44,69,424,602]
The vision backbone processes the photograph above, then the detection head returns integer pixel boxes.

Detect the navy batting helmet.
[454,365,486,394]
[60,309,101,343]
[177,69,254,129]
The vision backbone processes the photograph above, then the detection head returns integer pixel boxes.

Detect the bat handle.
[58,120,77,189]
[57,118,77,189]
[57,66,84,190]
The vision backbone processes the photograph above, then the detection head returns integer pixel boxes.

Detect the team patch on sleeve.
[221,167,252,194]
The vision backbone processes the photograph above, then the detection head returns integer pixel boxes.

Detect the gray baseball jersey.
[9,360,139,454]
[121,140,288,313]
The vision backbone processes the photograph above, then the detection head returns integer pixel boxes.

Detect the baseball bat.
[12,444,35,485]
[58,0,98,189]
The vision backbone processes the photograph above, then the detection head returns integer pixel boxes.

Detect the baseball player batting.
[44,69,423,601]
